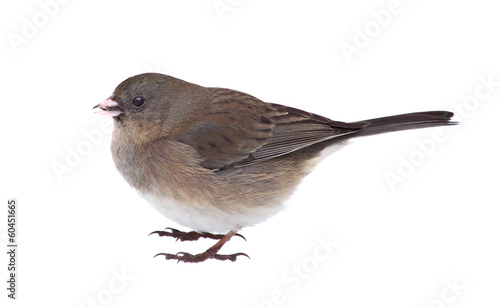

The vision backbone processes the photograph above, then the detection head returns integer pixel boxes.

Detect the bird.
[94,73,456,263]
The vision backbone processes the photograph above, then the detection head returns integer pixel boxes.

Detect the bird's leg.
[150,227,246,242]
[154,226,249,263]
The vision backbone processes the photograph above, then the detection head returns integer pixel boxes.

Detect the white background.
[1,0,499,306]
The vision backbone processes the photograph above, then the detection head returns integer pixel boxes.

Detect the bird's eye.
[132,96,146,107]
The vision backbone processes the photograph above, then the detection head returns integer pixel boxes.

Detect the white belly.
[137,140,351,233]
[138,190,284,233]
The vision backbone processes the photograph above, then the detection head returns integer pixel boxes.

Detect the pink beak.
[93,95,123,117]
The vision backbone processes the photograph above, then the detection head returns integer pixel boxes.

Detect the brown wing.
[175,89,364,170]
[234,103,364,168]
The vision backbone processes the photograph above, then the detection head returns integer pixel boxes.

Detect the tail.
[351,111,457,137]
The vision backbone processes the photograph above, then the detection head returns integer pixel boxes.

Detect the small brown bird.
[94,73,455,263]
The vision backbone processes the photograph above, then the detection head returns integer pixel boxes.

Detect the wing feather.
[174,91,363,170]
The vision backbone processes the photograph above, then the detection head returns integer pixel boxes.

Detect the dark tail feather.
[352,111,457,137]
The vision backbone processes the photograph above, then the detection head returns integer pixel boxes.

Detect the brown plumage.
[94,73,456,262]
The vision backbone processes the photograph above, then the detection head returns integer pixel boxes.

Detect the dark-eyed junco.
[94,73,456,263]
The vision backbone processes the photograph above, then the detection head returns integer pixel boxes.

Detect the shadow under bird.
[94,73,456,263]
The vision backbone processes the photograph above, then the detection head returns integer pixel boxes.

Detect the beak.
[93,95,123,117]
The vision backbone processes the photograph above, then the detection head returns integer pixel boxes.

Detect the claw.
[213,252,250,262]
[234,233,247,241]
[153,251,249,263]
[149,227,246,242]
[151,226,247,263]
[149,227,182,240]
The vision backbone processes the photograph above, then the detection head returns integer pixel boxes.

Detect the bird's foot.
[154,250,250,263]
[152,226,248,263]
[149,227,246,242]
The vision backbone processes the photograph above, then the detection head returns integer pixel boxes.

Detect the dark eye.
[132,96,145,107]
